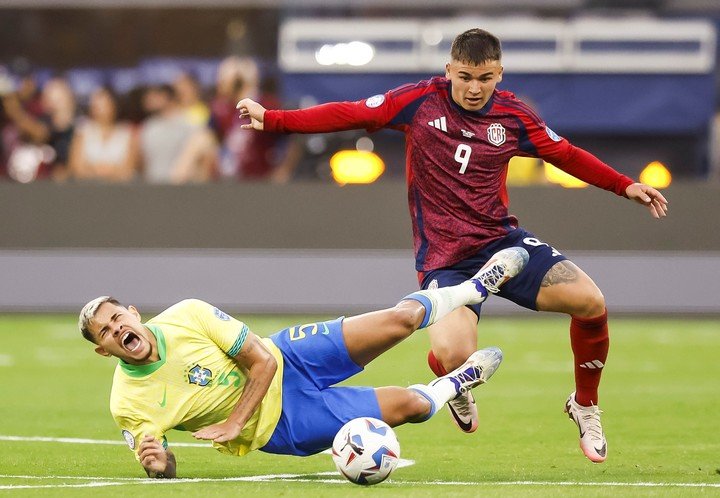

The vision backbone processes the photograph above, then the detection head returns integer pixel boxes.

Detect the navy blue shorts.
[420,228,567,317]
[261,317,382,456]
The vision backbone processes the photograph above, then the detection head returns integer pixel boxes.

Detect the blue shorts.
[420,228,567,317]
[261,318,382,456]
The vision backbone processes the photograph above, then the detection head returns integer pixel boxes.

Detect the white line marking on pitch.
[1,435,718,490]
[0,435,208,448]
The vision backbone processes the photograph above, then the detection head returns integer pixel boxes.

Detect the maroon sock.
[427,350,448,376]
[570,309,609,406]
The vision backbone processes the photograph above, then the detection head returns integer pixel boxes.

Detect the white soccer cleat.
[447,391,479,433]
[432,347,503,399]
[564,392,608,463]
[467,247,530,303]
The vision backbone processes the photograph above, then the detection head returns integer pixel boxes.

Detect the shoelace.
[580,408,604,441]
[477,262,508,294]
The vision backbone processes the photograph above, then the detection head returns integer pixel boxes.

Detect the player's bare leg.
[536,260,608,463]
[374,346,504,427]
[343,247,528,368]
[427,309,480,432]
[427,247,531,433]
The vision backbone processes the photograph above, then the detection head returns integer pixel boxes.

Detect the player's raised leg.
[374,347,504,426]
[342,247,529,367]
[536,260,609,463]
[427,247,531,433]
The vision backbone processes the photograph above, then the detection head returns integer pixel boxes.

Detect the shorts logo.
[214,307,230,321]
[122,430,135,450]
[545,126,562,142]
[428,279,439,290]
[487,123,506,146]
[365,94,385,108]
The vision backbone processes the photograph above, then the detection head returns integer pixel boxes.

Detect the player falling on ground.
[236,28,669,463]
[78,247,527,478]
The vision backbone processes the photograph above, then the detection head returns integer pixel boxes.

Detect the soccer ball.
[331,417,400,485]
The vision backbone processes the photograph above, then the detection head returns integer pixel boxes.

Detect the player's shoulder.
[148,299,210,323]
[492,89,543,123]
[387,76,448,98]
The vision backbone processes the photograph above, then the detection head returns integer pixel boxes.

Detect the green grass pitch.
[1,313,719,497]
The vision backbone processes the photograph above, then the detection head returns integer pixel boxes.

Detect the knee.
[574,285,606,318]
[390,302,424,335]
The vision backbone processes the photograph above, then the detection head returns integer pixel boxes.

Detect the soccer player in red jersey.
[236,28,668,463]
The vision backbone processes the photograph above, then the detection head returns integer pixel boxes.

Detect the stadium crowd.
[0,57,299,184]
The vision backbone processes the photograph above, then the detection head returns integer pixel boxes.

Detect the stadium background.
[2,3,720,495]
[1,1,719,314]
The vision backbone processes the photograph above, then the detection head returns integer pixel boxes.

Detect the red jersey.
[264,77,634,271]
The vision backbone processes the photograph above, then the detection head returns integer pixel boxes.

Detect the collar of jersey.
[447,83,495,116]
[118,324,167,377]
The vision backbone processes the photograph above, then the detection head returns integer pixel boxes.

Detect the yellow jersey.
[109,299,284,458]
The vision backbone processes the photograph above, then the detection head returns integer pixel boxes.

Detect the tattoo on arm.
[541,261,579,287]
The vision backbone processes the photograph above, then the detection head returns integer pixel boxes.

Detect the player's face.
[445,59,503,111]
[88,302,159,365]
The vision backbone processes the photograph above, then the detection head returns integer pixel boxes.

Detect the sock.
[427,350,448,376]
[570,309,609,406]
[407,379,459,423]
[403,281,486,328]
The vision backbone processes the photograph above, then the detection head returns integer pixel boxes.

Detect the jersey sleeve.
[113,412,167,460]
[182,299,250,357]
[513,99,634,197]
[264,79,437,134]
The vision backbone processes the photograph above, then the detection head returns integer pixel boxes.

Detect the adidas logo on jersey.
[428,116,447,132]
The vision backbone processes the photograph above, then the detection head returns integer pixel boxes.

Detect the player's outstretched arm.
[236,98,267,131]
[625,183,669,219]
[138,435,177,478]
[192,332,277,443]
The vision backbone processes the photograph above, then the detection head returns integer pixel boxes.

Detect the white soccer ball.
[331,417,400,485]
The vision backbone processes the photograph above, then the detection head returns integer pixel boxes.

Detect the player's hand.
[192,420,243,443]
[625,182,668,219]
[236,98,266,131]
[138,435,168,474]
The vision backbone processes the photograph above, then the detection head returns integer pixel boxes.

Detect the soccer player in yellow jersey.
[79,247,528,478]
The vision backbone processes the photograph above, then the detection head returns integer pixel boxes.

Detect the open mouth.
[121,331,141,352]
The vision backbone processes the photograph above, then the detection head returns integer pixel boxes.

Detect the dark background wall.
[1,182,717,251]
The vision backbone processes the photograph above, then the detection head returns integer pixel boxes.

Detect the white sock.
[403,281,486,328]
[408,377,462,422]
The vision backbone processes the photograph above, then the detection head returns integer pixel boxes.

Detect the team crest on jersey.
[486,123,506,146]
[428,279,439,290]
[122,430,135,450]
[365,94,385,108]
[214,307,230,321]
[188,364,213,386]
[545,126,562,142]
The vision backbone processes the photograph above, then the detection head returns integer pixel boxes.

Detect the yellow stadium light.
[639,161,672,188]
[543,162,588,188]
[507,156,544,186]
[330,150,385,185]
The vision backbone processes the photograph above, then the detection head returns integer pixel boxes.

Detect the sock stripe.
[408,386,437,422]
[403,292,434,328]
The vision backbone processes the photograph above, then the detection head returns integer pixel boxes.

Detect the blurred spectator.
[140,84,217,184]
[211,58,299,181]
[1,67,44,180]
[68,86,139,182]
[173,72,210,126]
[210,56,259,142]
[1,75,77,182]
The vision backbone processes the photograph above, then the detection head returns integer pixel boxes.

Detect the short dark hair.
[451,28,502,65]
[78,296,122,344]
